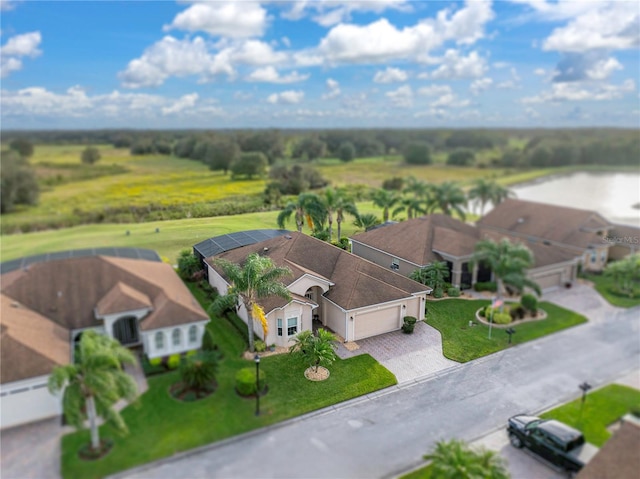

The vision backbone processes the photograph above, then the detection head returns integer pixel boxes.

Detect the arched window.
[188,325,198,344]
[155,331,164,350]
[172,328,181,347]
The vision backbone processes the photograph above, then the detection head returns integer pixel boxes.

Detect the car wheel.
[509,433,523,448]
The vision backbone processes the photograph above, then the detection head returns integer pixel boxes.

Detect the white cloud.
[0,31,42,77]
[281,36,291,48]
[552,51,624,82]
[522,79,636,103]
[437,0,495,45]
[282,0,411,27]
[430,50,487,79]
[0,0,17,11]
[164,1,268,38]
[246,66,309,83]
[418,84,452,96]
[230,40,287,66]
[534,68,546,76]
[470,77,493,95]
[322,78,341,99]
[267,90,304,104]
[542,2,639,52]
[162,93,199,115]
[431,92,470,108]
[373,67,408,83]
[118,36,234,88]
[385,84,413,108]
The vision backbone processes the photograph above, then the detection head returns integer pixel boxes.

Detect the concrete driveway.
[542,281,623,324]
[335,321,460,384]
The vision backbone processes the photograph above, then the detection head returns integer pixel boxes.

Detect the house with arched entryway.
[1,250,209,429]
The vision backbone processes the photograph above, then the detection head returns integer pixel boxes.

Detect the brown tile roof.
[477,199,611,250]
[2,256,208,332]
[608,224,640,244]
[1,294,70,384]
[206,232,428,313]
[351,214,480,265]
[95,282,152,316]
[576,419,640,479]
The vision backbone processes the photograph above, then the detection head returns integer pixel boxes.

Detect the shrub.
[149,357,162,367]
[447,287,461,297]
[493,312,512,324]
[177,249,201,280]
[510,304,526,320]
[235,367,267,397]
[201,327,217,351]
[255,340,266,353]
[474,281,497,292]
[479,307,486,318]
[180,351,218,391]
[433,288,444,299]
[402,316,417,334]
[167,353,181,370]
[521,293,538,313]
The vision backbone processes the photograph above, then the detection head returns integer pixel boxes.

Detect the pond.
[511,172,640,227]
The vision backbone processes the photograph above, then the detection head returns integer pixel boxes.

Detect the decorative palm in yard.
[425,439,509,479]
[277,192,326,233]
[427,181,467,220]
[48,330,138,454]
[213,253,291,352]
[353,212,381,232]
[472,238,541,300]
[289,328,338,378]
[410,261,450,290]
[322,187,359,242]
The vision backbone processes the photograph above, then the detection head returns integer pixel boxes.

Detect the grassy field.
[61,281,397,479]
[426,299,588,362]
[580,272,640,308]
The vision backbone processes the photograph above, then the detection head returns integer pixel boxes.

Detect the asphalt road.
[117,306,640,479]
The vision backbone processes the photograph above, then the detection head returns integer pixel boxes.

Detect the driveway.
[542,281,623,324]
[335,321,459,384]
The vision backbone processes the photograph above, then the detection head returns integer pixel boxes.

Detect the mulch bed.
[78,438,114,460]
[169,381,217,402]
[304,366,330,381]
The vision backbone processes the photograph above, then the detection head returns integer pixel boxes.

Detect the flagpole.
[488,296,494,339]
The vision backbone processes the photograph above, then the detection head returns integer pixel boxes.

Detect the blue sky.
[1,0,639,129]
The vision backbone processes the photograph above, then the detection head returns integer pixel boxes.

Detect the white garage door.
[535,272,562,291]
[1,382,61,429]
[354,306,401,340]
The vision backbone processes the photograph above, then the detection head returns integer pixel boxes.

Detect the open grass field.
[2,144,562,235]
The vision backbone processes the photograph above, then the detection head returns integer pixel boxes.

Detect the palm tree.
[394,196,427,220]
[489,182,515,207]
[289,328,338,374]
[332,188,359,242]
[427,181,467,220]
[277,193,325,233]
[372,188,401,222]
[472,238,541,301]
[468,178,494,216]
[403,176,431,200]
[410,261,450,290]
[353,213,381,232]
[179,351,219,392]
[213,253,292,352]
[425,439,509,479]
[48,330,138,452]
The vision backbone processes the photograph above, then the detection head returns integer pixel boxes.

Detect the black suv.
[507,415,598,474]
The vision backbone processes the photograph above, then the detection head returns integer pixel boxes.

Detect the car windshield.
[525,420,543,430]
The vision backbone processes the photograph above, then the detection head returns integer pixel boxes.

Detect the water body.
[511,172,640,227]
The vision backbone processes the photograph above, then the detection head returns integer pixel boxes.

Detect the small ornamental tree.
[410,261,450,291]
[81,146,101,164]
[289,328,337,373]
[179,351,219,392]
[177,249,202,280]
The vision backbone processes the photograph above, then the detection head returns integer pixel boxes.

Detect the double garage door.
[354,306,402,341]
[533,272,563,291]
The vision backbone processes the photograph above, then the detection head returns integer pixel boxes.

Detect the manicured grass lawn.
[426,299,588,362]
[540,384,640,447]
[580,272,640,308]
[60,282,397,479]
[400,464,433,479]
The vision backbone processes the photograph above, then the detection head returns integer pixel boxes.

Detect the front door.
[113,316,139,345]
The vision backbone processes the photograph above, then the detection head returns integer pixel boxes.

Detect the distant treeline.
[3,128,639,168]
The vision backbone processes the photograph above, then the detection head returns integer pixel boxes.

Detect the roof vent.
[517,218,525,224]
[284,235,292,239]
[57,291,63,298]
[11,302,19,308]
[543,240,551,246]
[263,247,269,252]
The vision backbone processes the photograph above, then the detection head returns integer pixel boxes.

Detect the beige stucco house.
[0,251,209,429]
[205,232,430,346]
[350,213,579,292]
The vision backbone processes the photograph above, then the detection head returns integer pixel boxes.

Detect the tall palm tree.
[48,330,138,452]
[372,188,401,222]
[468,178,494,216]
[394,196,427,220]
[410,261,450,290]
[427,181,467,220]
[425,439,509,479]
[472,238,541,300]
[333,189,359,241]
[277,192,325,233]
[319,188,358,242]
[489,182,515,207]
[213,253,292,352]
[403,176,431,200]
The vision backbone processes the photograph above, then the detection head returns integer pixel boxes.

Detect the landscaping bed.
[579,273,640,308]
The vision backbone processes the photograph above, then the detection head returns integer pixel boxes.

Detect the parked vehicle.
[507,415,599,474]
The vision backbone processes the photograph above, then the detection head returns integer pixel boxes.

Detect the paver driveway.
[335,321,459,383]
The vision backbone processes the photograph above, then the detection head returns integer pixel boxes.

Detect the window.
[287,317,297,336]
[188,325,197,344]
[277,318,283,336]
[172,328,181,347]
[390,258,399,270]
[601,251,606,263]
[591,252,597,263]
[155,332,164,350]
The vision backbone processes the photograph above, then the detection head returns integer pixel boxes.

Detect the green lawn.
[60,282,397,479]
[426,299,588,362]
[580,272,640,308]
[400,464,433,479]
[540,384,640,447]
